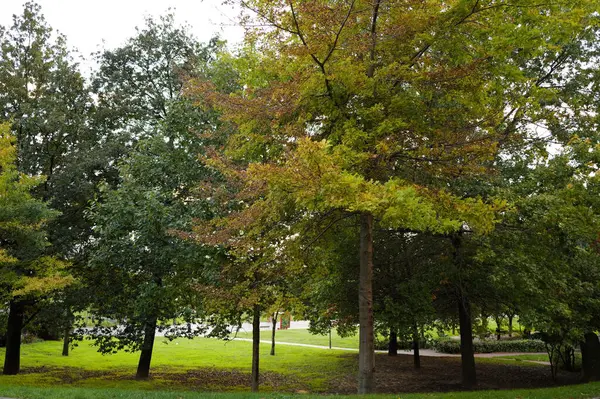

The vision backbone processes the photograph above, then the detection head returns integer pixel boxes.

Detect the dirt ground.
[331,353,581,394]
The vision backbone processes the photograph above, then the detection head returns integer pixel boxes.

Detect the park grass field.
[0,336,598,398]
[233,328,361,349]
[0,337,352,392]
[1,382,600,399]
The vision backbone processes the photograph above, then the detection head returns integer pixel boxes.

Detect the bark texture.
[388,329,397,356]
[458,296,477,388]
[135,316,157,380]
[413,324,421,369]
[358,212,375,393]
[581,332,600,382]
[62,325,70,357]
[251,305,261,392]
[3,300,25,375]
[270,311,278,356]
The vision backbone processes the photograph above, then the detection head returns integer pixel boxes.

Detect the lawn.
[0,337,353,392]
[1,382,600,399]
[0,337,596,397]
[233,328,361,349]
[496,354,550,362]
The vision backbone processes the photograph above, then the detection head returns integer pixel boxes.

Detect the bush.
[432,338,546,354]
[374,337,435,351]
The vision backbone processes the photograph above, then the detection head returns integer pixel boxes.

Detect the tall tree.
[0,123,72,375]
[83,129,219,379]
[0,2,106,257]
[194,0,596,392]
[80,15,229,379]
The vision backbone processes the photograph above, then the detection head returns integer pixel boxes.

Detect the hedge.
[432,338,546,354]
[374,339,434,351]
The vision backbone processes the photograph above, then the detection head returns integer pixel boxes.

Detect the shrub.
[374,337,435,351]
[432,338,546,354]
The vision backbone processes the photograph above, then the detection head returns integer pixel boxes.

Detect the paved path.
[232,338,549,363]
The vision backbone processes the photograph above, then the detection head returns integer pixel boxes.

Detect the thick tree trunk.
[62,325,70,357]
[135,316,157,380]
[413,323,421,369]
[251,305,261,392]
[270,311,278,356]
[458,296,477,388]
[3,301,25,375]
[581,332,600,382]
[507,314,514,338]
[358,212,375,394]
[388,329,397,356]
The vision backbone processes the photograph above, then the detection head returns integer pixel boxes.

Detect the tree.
[0,2,123,344]
[0,2,107,256]
[194,0,596,392]
[0,123,72,375]
[91,13,220,142]
[78,14,230,380]
[83,130,219,379]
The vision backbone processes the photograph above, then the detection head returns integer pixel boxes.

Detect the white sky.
[1,1,245,66]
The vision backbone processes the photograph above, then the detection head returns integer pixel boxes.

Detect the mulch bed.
[330,353,582,394]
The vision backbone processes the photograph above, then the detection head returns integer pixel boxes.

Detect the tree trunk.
[458,296,477,388]
[495,316,501,341]
[581,332,600,382]
[270,311,278,356]
[480,312,489,338]
[507,314,514,338]
[62,325,70,357]
[135,316,157,380]
[388,329,397,356]
[329,327,332,349]
[251,305,261,392]
[413,323,421,369]
[358,212,375,394]
[3,300,24,375]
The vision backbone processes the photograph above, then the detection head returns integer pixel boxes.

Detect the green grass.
[233,328,361,349]
[0,335,596,399]
[0,382,599,399]
[496,354,550,362]
[0,337,353,392]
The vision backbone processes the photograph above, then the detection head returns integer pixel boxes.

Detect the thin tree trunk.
[413,323,421,369]
[581,332,600,382]
[270,311,278,356]
[62,307,72,356]
[251,305,261,392]
[495,316,501,341]
[135,316,157,380]
[3,300,24,375]
[388,329,397,356]
[329,327,332,349]
[458,296,477,388]
[62,325,70,357]
[507,314,514,338]
[358,212,375,394]
[480,312,489,338]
